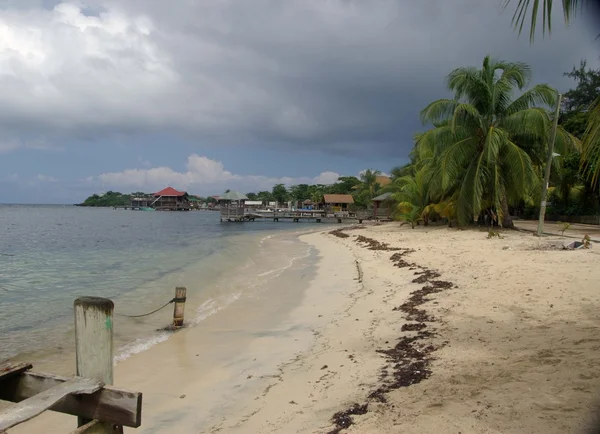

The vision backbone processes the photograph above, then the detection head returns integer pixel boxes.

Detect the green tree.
[81,191,131,207]
[562,60,600,112]
[271,184,289,205]
[257,191,274,202]
[419,55,569,227]
[246,192,258,200]
[393,167,435,227]
[289,184,310,201]
[328,176,361,194]
[356,169,381,207]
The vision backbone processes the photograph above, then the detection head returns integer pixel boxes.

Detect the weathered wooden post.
[173,287,187,328]
[74,297,121,434]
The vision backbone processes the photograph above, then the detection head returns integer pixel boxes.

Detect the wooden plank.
[0,363,32,382]
[0,371,142,428]
[0,377,102,431]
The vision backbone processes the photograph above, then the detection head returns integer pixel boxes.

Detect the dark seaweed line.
[325,231,456,434]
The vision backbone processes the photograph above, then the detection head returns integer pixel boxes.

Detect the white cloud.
[36,174,58,183]
[90,154,341,194]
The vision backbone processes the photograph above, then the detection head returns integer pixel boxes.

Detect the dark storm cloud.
[0,0,597,157]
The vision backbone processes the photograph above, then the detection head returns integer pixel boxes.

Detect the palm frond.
[504,84,557,115]
[451,103,484,134]
[438,137,478,190]
[420,99,458,125]
[500,107,550,139]
[581,96,600,188]
[503,0,583,42]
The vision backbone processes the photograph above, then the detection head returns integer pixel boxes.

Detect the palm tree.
[392,167,435,227]
[419,55,564,227]
[359,169,382,205]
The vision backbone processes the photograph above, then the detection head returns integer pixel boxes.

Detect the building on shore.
[323,194,354,216]
[371,192,394,219]
[152,186,191,211]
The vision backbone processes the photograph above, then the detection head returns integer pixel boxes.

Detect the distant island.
[78,191,134,207]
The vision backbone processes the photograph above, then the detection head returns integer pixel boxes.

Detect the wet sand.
[9,223,600,433]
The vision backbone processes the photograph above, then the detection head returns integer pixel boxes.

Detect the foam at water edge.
[114,331,171,363]
[194,292,242,323]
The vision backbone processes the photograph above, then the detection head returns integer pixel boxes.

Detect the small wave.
[114,331,171,363]
[194,292,241,323]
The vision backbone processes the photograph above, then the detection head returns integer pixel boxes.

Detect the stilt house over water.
[152,186,191,211]
[219,190,248,221]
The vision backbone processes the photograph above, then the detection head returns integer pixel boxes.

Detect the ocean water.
[0,205,322,369]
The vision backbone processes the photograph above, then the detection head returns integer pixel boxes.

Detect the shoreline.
[9,222,600,433]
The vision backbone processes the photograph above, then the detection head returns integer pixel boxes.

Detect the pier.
[219,209,384,224]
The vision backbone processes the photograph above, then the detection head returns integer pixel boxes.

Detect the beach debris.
[583,234,592,249]
[179,394,186,399]
[355,235,402,251]
[327,403,368,434]
[321,365,328,370]
[563,240,585,250]
[412,269,441,284]
[289,400,297,405]
[389,250,416,268]
[401,322,428,332]
[329,229,350,238]
[328,225,365,239]
[325,231,455,430]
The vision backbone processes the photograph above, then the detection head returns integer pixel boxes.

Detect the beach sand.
[9,223,600,433]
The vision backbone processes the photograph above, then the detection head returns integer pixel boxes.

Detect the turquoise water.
[0,205,321,366]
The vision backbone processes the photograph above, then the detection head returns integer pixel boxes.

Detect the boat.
[139,207,155,211]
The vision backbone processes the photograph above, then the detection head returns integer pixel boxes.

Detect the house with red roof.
[152,186,191,211]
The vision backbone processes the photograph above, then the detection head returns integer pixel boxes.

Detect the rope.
[120,297,186,318]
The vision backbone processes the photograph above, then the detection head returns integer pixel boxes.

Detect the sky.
[0,0,598,203]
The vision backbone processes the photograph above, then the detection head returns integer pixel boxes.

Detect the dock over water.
[220,209,385,224]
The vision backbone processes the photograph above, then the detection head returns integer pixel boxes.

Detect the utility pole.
[537,93,562,236]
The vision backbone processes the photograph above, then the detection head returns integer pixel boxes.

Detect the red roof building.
[153,186,187,197]
[152,186,190,211]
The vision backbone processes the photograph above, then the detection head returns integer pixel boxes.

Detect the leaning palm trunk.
[500,194,514,228]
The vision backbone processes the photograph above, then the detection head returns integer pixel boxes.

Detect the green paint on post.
[105,317,112,330]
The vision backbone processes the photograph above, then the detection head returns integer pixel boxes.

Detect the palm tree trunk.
[500,195,514,228]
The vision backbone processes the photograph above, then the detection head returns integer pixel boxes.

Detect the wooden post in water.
[173,287,187,328]
[74,297,121,434]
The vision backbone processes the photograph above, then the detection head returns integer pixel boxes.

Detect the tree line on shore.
[82,2,600,224]
[80,55,600,224]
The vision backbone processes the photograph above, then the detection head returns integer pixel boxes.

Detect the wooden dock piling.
[74,297,120,433]
[173,287,187,328]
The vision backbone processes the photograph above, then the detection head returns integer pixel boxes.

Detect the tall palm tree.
[419,55,562,227]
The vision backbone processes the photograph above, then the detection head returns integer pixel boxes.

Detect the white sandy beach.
[10,222,600,433]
